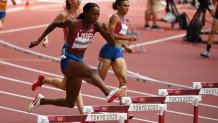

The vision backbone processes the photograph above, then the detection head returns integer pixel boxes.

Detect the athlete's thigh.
[98,57,112,80]
[65,77,82,102]
[111,58,127,76]
[211,18,218,31]
[65,61,96,78]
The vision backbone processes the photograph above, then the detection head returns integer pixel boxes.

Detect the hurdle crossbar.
[158,89,202,123]
[193,82,218,96]
[83,96,167,123]
[37,113,127,123]
[121,96,167,123]
[122,96,166,103]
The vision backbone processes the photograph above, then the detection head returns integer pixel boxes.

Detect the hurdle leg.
[37,115,49,123]
[158,103,165,123]
[193,96,200,123]
[193,105,198,123]
[124,111,129,123]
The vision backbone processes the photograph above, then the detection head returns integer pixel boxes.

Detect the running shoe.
[28,93,44,113]
[128,113,134,119]
[106,86,127,103]
[144,24,151,30]
[31,74,45,91]
[151,25,163,31]
[200,51,209,58]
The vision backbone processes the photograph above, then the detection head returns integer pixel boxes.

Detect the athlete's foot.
[31,74,45,91]
[128,113,134,119]
[200,51,209,58]
[106,86,127,103]
[28,93,44,113]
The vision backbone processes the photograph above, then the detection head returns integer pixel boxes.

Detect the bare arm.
[42,11,67,48]
[109,14,137,41]
[121,42,134,53]
[94,22,115,47]
[29,20,71,48]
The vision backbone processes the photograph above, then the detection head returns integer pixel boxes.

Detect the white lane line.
[0,106,39,116]
[1,74,218,122]
[0,24,48,34]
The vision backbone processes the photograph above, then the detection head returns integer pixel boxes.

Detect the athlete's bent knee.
[87,69,98,77]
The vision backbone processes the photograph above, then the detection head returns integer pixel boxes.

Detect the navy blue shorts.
[99,43,123,62]
[0,12,6,19]
[60,45,84,74]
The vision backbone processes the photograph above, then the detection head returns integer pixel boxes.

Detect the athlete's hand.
[102,23,109,33]
[124,46,134,53]
[29,40,40,48]
[127,36,137,41]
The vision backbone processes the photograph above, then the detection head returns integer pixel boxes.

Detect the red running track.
[0,0,218,123]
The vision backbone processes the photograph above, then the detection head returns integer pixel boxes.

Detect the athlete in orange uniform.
[0,0,16,30]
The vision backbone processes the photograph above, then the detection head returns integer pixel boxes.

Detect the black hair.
[77,2,100,19]
[112,0,128,10]
[66,0,71,10]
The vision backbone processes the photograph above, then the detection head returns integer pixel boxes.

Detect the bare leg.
[112,58,128,104]
[0,19,5,30]
[97,57,112,81]
[40,77,82,108]
[42,76,84,114]
[207,18,218,45]
[64,61,110,96]
[29,60,123,110]
[42,77,66,90]
[112,58,128,88]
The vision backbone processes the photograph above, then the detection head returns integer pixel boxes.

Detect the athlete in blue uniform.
[98,0,137,102]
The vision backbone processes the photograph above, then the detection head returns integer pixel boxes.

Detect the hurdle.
[83,96,167,123]
[121,96,167,123]
[193,82,218,96]
[37,113,127,123]
[158,89,202,123]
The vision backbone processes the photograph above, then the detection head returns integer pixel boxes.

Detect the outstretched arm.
[29,20,70,48]
[42,11,67,48]
[94,22,116,47]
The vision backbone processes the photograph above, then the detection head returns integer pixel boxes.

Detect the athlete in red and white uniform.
[28,2,126,113]
[30,0,85,115]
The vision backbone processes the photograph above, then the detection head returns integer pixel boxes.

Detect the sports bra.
[64,19,96,51]
[113,14,128,36]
